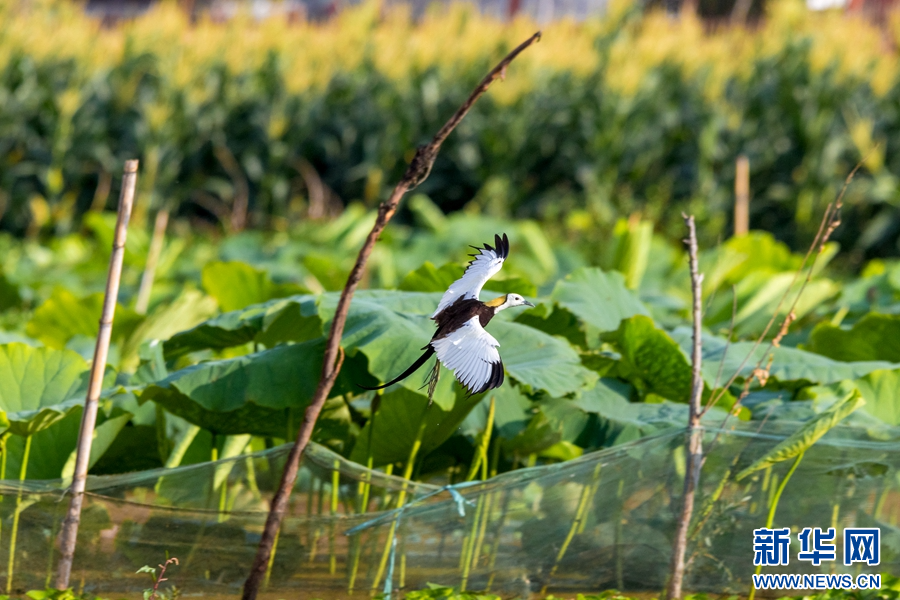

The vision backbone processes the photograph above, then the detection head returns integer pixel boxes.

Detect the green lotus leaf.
[398,262,460,293]
[118,290,217,371]
[850,369,900,427]
[500,411,562,456]
[163,289,590,400]
[550,267,650,347]
[0,343,91,436]
[670,328,900,387]
[319,291,597,399]
[491,320,597,397]
[141,338,335,437]
[0,271,22,310]
[348,386,485,468]
[459,383,532,441]
[202,260,307,313]
[609,217,653,290]
[573,379,736,448]
[60,411,133,481]
[0,332,38,347]
[702,232,803,288]
[728,273,838,338]
[163,294,320,359]
[615,315,692,403]
[4,408,84,480]
[25,287,144,351]
[808,313,900,363]
[321,293,456,406]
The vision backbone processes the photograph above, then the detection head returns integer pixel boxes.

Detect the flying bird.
[360,233,534,398]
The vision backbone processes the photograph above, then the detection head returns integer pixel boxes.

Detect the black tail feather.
[357,347,436,391]
[469,233,508,260]
[495,233,509,259]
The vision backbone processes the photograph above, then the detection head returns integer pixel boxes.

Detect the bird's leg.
[425,359,441,405]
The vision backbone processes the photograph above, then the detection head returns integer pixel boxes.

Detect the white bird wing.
[431,316,504,395]
[432,233,509,318]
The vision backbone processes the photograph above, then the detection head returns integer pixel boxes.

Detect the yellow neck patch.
[484,295,507,308]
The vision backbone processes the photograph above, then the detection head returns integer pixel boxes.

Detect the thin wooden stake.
[55,160,138,589]
[734,155,750,237]
[666,213,704,600]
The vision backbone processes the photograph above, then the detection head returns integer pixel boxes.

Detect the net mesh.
[1,418,898,597]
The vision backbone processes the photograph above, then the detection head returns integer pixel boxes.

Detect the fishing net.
[1,413,898,598]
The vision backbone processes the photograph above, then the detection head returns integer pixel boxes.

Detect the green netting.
[1,419,898,597]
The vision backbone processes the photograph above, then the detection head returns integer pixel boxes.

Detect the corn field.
[0,0,899,259]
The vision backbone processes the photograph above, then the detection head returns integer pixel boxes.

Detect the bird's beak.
[524,300,535,308]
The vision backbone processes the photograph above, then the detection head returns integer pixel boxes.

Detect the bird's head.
[487,293,535,312]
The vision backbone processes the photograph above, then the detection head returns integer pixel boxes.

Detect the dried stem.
[704,162,861,428]
[214,141,250,232]
[135,207,170,315]
[240,32,541,600]
[148,557,179,600]
[695,163,864,556]
[55,160,139,589]
[666,213,704,600]
[89,170,112,213]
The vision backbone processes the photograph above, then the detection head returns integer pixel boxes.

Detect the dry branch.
[666,213,704,600]
[214,141,250,232]
[240,32,541,600]
[55,160,139,589]
[703,162,862,425]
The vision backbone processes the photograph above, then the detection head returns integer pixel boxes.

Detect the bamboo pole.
[55,160,138,589]
[734,155,750,237]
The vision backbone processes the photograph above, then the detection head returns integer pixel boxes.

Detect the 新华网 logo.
[753,527,880,567]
